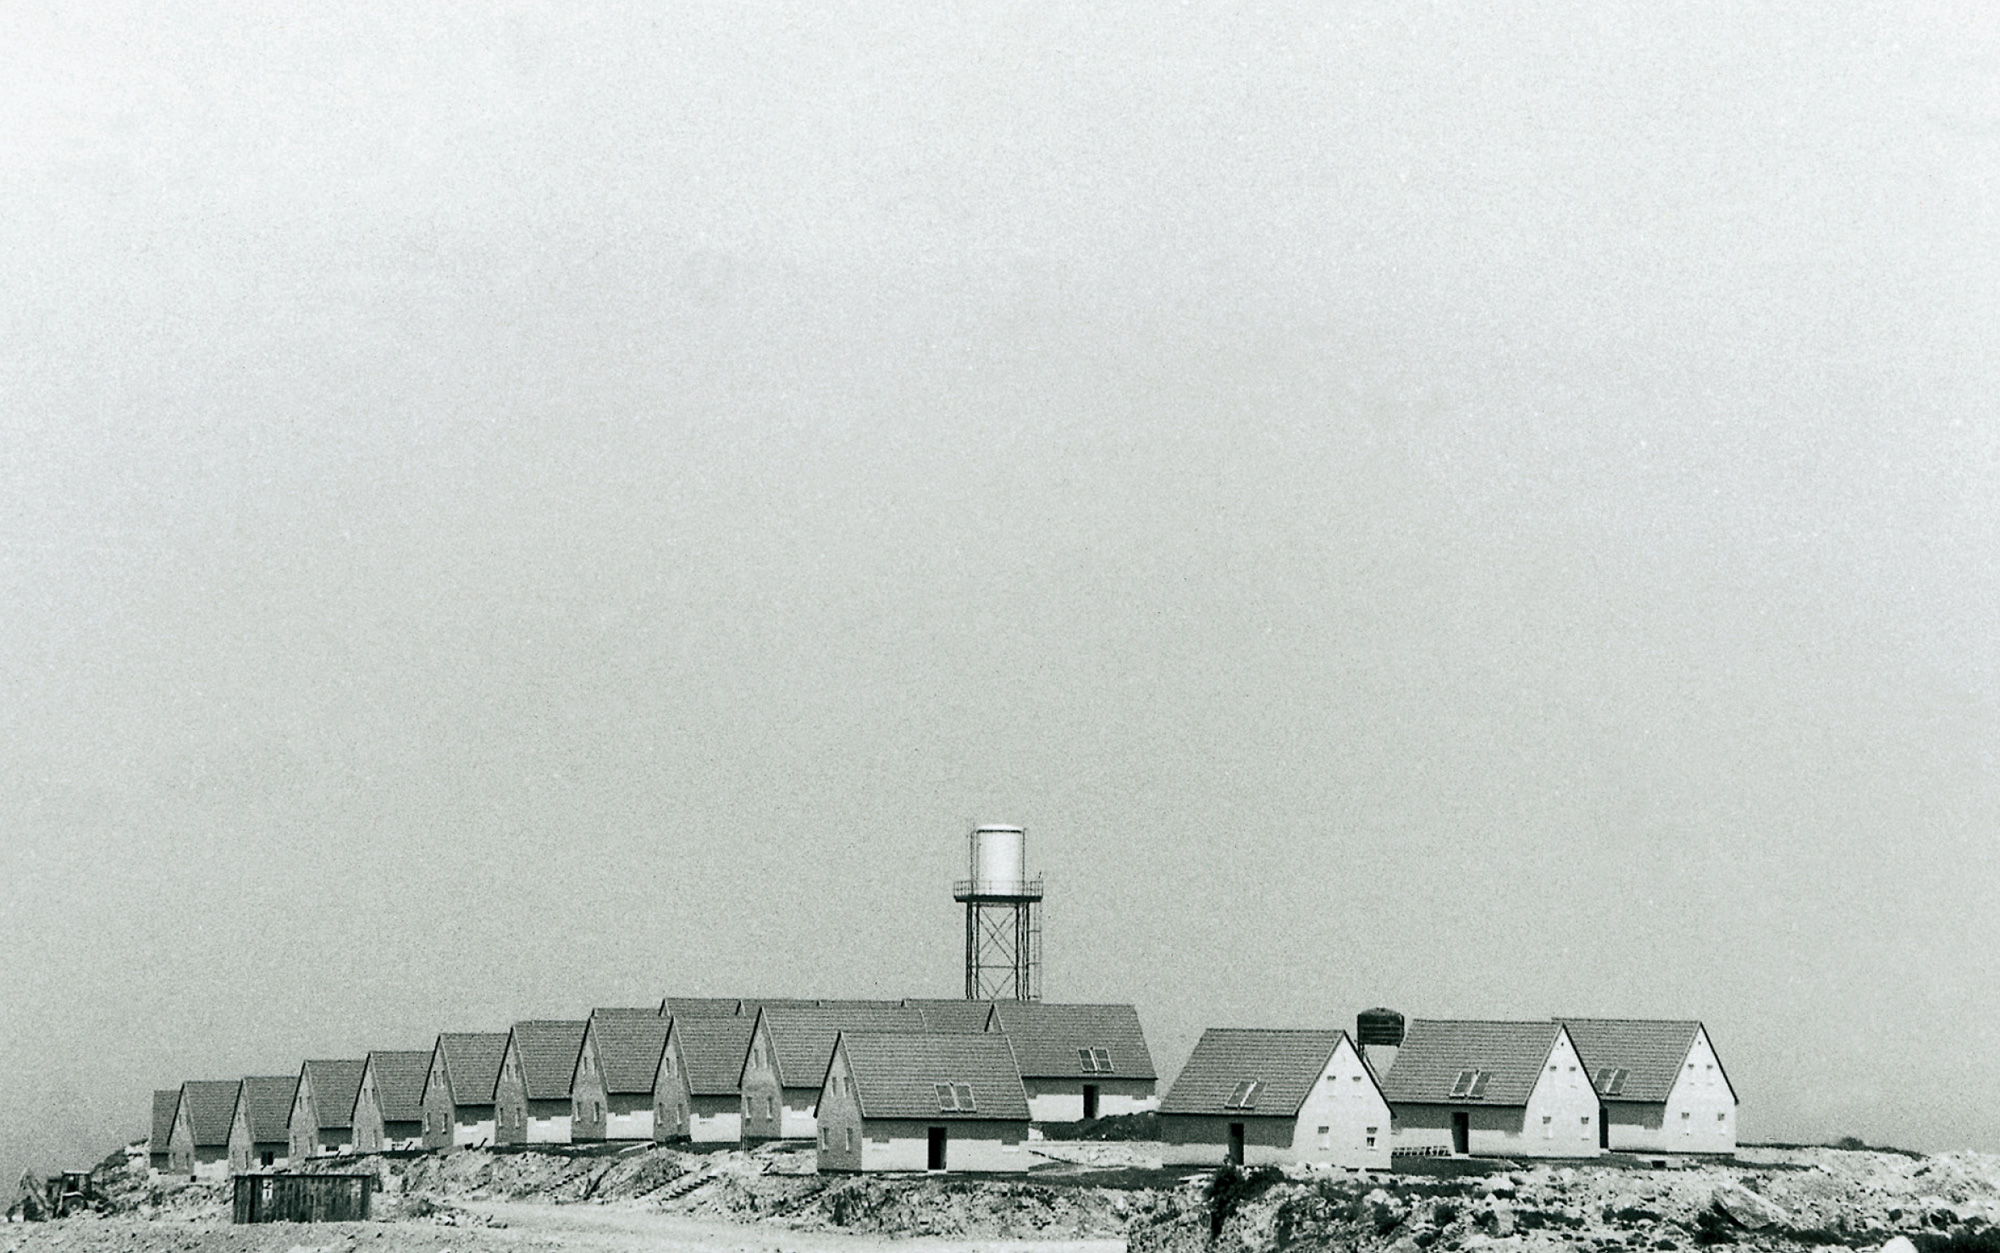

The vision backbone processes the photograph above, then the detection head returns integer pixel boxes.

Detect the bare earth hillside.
[8,1143,1999,1253]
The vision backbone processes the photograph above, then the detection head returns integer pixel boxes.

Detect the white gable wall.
[1519,1029,1602,1157]
[1288,1035,1393,1169]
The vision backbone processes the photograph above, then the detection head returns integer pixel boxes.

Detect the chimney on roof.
[1357,1007,1405,1079]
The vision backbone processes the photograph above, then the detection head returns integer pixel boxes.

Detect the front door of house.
[1451,1111,1470,1155]
[1599,1106,1609,1149]
[1227,1122,1245,1165]
[927,1126,946,1170]
[1082,1086,1098,1119]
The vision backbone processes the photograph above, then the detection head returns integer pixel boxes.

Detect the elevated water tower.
[952,824,1043,1001]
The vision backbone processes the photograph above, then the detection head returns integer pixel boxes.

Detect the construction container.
[230,1173,373,1223]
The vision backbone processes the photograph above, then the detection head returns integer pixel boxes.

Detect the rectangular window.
[1316,1126,1330,1149]
[1223,1080,1262,1110]
[846,1127,855,1151]
[1365,1128,1377,1148]
[1542,1115,1553,1139]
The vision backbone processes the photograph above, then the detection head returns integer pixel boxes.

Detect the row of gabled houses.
[151,999,1736,1177]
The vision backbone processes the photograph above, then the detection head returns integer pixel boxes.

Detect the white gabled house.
[352,1050,431,1154]
[739,1003,927,1142]
[288,1059,365,1162]
[572,1011,671,1143]
[815,1031,1032,1173]
[420,1032,507,1150]
[167,1081,237,1181]
[227,1075,296,1173]
[494,1020,588,1145]
[1159,1029,1391,1169]
[654,1015,756,1143]
[1379,1020,1602,1158]
[1558,1018,1738,1155]
[988,1001,1160,1123]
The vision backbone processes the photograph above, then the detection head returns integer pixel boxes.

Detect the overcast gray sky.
[3,1,1998,1185]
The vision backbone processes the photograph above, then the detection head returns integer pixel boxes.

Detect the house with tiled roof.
[421,1032,507,1150]
[988,1001,1159,1123]
[1160,1029,1390,1168]
[904,999,997,1033]
[1557,1018,1737,1155]
[740,1002,928,1141]
[1379,1020,1601,1158]
[816,1031,1032,1173]
[228,1075,297,1173]
[653,1015,756,1143]
[495,1020,588,1145]
[167,1080,238,1180]
[288,1059,366,1161]
[572,1011,672,1142]
[353,1050,431,1153]
[149,1090,179,1173]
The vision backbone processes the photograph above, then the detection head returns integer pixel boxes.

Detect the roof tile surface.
[509,1021,589,1100]
[839,1031,1030,1121]
[757,1003,927,1088]
[673,1017,757,1096]
[989,1002,1157,1079]
[1159,1029,1343,1117]
[238,1075,299,1143]
[1378,1020,1563,1107]
[907,999,996,1033]
[151,1090,179,1150]
[1556,1018,1703,1104]
[438,1033,509,1105]
[587,1016,673,1094]
[181,1080,239,1148]
[363,1051,432,1123]
[302,1060,366,1132]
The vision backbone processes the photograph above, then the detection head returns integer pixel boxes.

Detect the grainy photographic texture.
[2,0,1996,1220]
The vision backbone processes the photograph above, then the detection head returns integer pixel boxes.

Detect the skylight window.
[1223,1080,1263,1110]
[935,1083,976,1112]
[1078,1047,1114,1073]
[1595,1067,1629,1096]
[1448,1070,1491,1098]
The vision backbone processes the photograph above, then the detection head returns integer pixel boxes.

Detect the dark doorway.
[1082,1085,1099,1119]
[926,1126,946,1170]
[1227,1122,1245,1165]
[1599,1107,1609,1149]
[1451,1111,1470,1155]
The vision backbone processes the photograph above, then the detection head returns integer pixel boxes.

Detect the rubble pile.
[1128,1148,2000,1253]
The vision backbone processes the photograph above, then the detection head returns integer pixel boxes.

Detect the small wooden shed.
[232,1173,373,1223]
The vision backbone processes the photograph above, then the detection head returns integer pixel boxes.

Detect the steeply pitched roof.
[237,1075,298,1143]
[837,1031,1030,1122]
[906,999,996,1033]
[181,1080,240,1148]
[508,1020,588,1100]
[1379,1020,1564,1107]
[989,1001,1158,1079]
[662,997,745,1018]
[672,1017,757,1096]
[587,1015,673,1095]
[301,1060,366,1131]
[151,1090,179,1149]
[362,1051,431,1123]
[753,1003,927,1088]
[1557,1018,1715,1104]
[1159,1029,1344,1118]
[436,1032,508,1105]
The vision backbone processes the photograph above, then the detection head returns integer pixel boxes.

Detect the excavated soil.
[10,1142,2000,1253]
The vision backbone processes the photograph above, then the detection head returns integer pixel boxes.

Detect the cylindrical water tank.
[970,825,1027,893]
[1356,1007,1406,1046]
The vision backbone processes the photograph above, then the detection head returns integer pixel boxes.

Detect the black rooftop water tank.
[1356,1007,1405,1046]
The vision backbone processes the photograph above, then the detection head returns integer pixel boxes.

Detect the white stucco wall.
[738,1021,787,1140]
[1022,1078,1159,1122]
[689,1097,742,1142]
[1288,1035,1393,1168]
